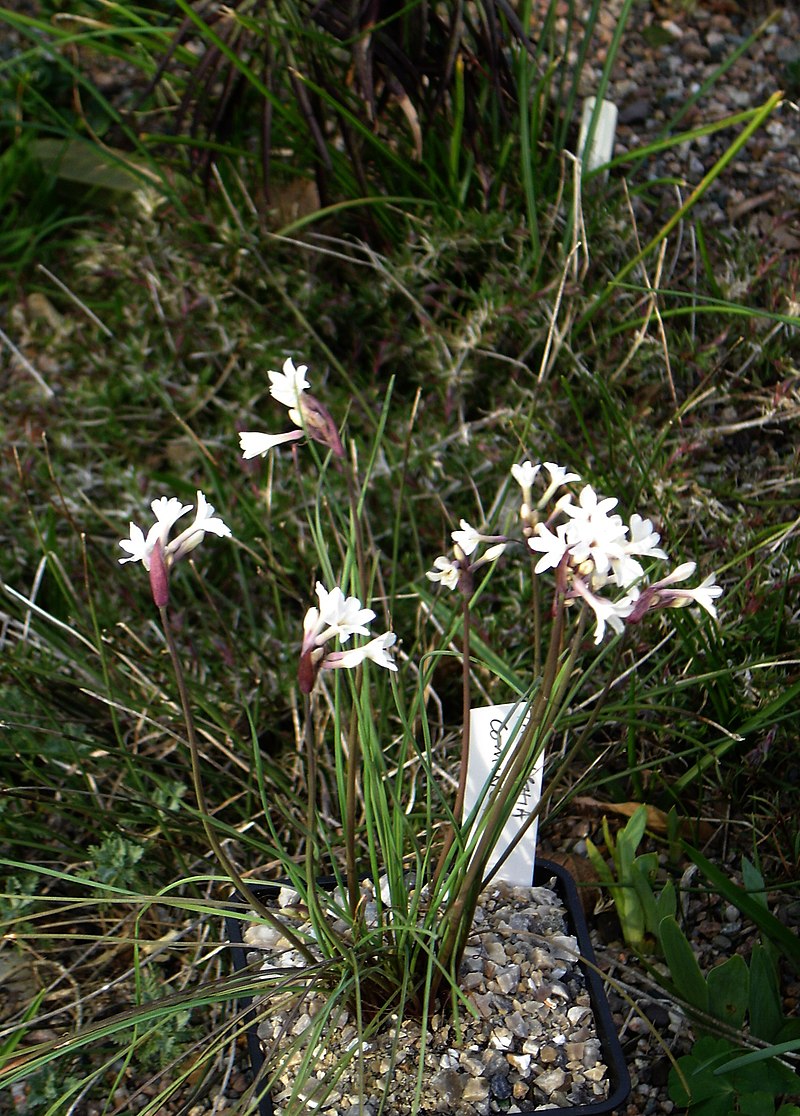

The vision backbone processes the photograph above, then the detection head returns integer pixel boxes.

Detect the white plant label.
[464,701,544,886]
[578,96,618,175]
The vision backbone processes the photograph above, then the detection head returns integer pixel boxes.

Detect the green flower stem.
[344,694,361,920]
[302,693,349,960]
[486,607,587,882]
[432,583,568,993]
[158,603,316,963]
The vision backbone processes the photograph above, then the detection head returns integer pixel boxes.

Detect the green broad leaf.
[706,954,749,1029]
[631,858,660,941]
[777,1020,800,1043]
[642,25,679,47]
[739,1093,779,1116]
[655,879,677,925]
[741,855,768,909]
[749,944,785,1043]
[684,844,800,973]
[658,915,709,1013]
[669,1036,738,1107]
[584,837,615,890]
[777,1106,800,1116]
[729,1058,799,1098]
[619,804,648,860]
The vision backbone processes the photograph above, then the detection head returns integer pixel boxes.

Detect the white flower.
[118,491,231,578]
[451,519,484,556]
[609,514,669,588]
[627,563,723,623]
[302,583,376,653]
[673,574,722,618]
[426,555,461,590]
[536,462,582,509]
[542,462,581,491]
[651,571,722,619]
[561,484,619,524]
[571,577,635,644]
[118,523,153,567]
[167,491,232,562]
[298,583,395,692]
[119,496,194,568]
[323,631,398,673]
[556,485,628,579]
[268,356,310,417]
[511,461,541,491]
[626,514,667,557]
[528,522,570,573]
[151,496,193,537]
[239,430,304,459]
[241,358,343,460]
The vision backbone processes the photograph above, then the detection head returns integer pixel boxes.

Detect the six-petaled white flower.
[268,357,310,418]
[298,582,396,692]
[426,555,461,591]
[301,582,376,655]
[528,522,570,574]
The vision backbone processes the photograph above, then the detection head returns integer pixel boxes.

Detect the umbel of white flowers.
[298,582,397,694]
[239,357,344,461]
[428,461,722,643]
[118,490,231,607]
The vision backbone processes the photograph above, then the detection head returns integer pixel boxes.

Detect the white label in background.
[578,97,618,175]
[464,702,544,886]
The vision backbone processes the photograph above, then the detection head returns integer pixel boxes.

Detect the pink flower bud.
[148,540,170,609]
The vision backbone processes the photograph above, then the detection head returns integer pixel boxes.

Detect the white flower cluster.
[118,491,231,571]
[239,357,343,460]
[427,460,722,645]
[299,582,397,692]
[426,520,508,593]
[524,469,721,642]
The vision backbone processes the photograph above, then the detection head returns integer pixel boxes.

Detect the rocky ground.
[580,0,800,262]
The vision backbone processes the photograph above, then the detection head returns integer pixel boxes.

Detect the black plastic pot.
[225,859,630,1115]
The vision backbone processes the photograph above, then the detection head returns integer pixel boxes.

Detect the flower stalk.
[158,602,316,962]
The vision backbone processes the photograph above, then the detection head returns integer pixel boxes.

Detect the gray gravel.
[244,881,611,1115]
[574,0,800,250]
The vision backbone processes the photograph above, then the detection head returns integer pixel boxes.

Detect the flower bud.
[148,539,170,609]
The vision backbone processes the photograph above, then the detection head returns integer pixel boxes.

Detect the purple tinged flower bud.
[298,393,345,459]
[148,539,170,609]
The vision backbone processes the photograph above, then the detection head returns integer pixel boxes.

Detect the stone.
[496,964,521,994]
[489,1072,512,1099]
[461,1078,490,1102]
[534,1066,566,1094]
[430,1069,464,1104]
[507,1053,532,1077]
